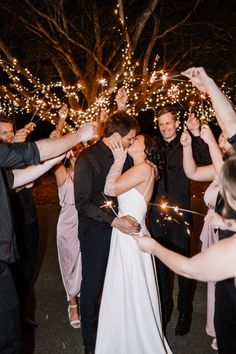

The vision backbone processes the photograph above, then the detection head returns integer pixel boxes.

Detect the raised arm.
[200,124,223,176]
[115,87,128,111]
[104,141,150,196]
[182,67,236,139]
[35,122,97,161]
[135,234,236,282]
[12,155,64,189]
[180,130,214,181]
[13,122,36,143]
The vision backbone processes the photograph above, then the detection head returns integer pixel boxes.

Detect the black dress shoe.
[84,348,94,354]
[175,313,191,336]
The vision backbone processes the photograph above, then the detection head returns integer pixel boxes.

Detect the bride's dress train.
[95,188,172,354]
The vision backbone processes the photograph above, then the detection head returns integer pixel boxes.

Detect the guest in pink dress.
[54,143,83,329]
[199,179,219,340]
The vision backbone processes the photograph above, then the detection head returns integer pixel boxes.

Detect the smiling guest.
[149,107,211,336]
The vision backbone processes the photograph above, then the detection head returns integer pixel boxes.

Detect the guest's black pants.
[0,263,22,354]
[151,219,193,324]
[215,279,236,354]
[10,188,39,313]
[79,225,111,351]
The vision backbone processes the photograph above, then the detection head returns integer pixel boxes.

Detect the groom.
[74,110,140,354]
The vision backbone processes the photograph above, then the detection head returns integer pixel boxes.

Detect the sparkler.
[30,93,48,122]
[100,192,118,216]
[150,202,205,217]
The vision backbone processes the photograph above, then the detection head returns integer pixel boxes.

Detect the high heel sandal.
[68,304,81,329]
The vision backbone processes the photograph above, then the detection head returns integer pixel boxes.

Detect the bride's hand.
[110,139,127,162]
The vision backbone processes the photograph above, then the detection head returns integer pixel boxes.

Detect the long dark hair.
[143,133,164,180]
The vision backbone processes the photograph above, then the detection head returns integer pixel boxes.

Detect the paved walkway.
[23,175,215,354]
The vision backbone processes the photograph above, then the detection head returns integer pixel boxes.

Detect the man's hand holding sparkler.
[13,122,36,143]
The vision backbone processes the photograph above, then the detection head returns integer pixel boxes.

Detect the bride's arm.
[105,163,151,196]
[104,142,151,196]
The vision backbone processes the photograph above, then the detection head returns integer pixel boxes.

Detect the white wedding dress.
[95,186,172,354]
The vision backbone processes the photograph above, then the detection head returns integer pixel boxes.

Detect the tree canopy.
[0,0,235,132]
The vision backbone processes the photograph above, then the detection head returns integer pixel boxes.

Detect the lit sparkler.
[98,78,108,87]
[100,192,118,216]
[150,202,205,217]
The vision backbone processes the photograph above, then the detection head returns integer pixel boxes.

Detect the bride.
[95,134,172,354]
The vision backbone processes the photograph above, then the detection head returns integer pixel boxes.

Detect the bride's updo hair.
[142,134,164,179]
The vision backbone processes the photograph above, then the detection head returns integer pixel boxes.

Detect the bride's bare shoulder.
[145,160,158,177]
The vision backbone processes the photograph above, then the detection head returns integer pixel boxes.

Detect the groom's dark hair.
[0,113,14,124]
[104,111,139,137]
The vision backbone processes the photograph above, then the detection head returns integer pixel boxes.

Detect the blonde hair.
[219,154,236,217]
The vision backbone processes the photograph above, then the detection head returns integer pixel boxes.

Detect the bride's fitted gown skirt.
[95,188,172,354]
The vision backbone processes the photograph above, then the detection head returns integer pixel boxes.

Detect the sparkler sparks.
[150,202,205,217]
[100,193,118,216]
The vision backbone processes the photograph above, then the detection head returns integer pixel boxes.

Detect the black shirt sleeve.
[74,153,116,226]
[0,142,40,169]
[3,170,14,190]
[228,133,236,152]
[192,136,212,165]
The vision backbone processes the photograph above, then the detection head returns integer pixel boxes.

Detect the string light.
[0,2,235,131]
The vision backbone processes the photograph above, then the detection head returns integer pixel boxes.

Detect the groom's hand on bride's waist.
[111,216,141,235]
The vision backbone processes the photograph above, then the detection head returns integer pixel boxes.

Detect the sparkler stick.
[149,202,205,217]
[34,105,55,125]
[170,78,189,83]
[30,92,48,122]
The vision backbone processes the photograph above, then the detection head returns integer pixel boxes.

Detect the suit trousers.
[151,218,193,324]
[0,264,22,354]
[79,224,111,351]
[10,188,39,313]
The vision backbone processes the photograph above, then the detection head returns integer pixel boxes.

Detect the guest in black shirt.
[150,107,210,336]
[0,116,97,353]
[0,115,39,328]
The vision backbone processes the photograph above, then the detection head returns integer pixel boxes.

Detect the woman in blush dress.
[200,180,219,335]
[95,134,172,354]
[135,153,236,354]
[54,143,83,328]
[180,126,234,351]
